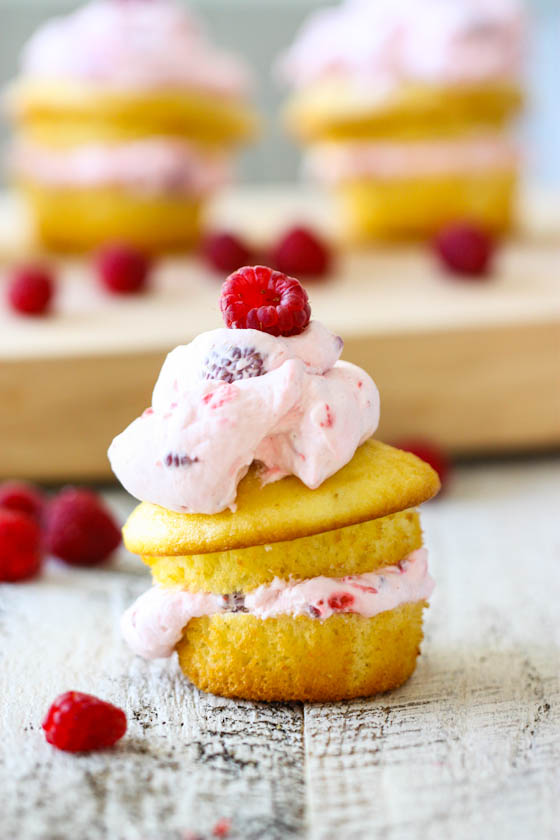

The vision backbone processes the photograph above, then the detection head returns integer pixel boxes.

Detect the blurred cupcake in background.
[5,0,257,252]
[279,0,525,242]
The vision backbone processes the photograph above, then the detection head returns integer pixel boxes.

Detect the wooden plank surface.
[1,186,559,479]
[1,457,559,840]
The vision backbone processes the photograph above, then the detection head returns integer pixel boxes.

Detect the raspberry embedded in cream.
[121,548,434,660]
[108,321,379,514]
[19,0,250,97]
[279,0,524,90]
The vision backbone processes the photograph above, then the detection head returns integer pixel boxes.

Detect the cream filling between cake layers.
[121,547,434,659]
[306,135,518,183]
[11,138,231,196]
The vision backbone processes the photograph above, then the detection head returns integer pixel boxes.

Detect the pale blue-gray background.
[0,0,558,185]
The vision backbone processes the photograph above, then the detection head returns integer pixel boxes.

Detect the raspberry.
[220,265,311,337]
[396,439,451,490]
[271,226,331,278]
[164,452,198,468]
[202,345,265,383]
[434,223,495,277]
[96,243,151,295]
[0,508,42,582]
[212,818,231,838]
[42,691,127,752]
[45,488,121,566]
[7,265,54,316]
[202,231,254,274]
[0,481,45,522]
[327,592,355,611]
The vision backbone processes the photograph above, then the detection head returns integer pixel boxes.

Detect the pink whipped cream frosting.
[122,548,434,659]
[108,321,380,514]
[280,0,524,90]
[11,139,231,196]
[306,134,519,182]
[19,0,250,97]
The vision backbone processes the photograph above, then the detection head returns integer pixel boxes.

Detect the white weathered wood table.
[1,457,559,840]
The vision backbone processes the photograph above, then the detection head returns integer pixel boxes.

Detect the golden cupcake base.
[337,171,517,242]
[21,183,203,252]
[177,603,427,702]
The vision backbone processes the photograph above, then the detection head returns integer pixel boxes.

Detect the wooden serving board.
[0,186,559,481]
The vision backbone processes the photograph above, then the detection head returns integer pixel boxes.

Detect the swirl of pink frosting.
[108,321,380,514]
[19,0,250,97]
[121,549,434,659]
[279,0,524,89]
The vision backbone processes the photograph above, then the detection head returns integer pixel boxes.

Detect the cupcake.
[5,0,256,251]
[109,266,440,702]
[279,0,524,242]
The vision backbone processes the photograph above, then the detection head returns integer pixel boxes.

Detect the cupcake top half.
[17,0,250,97]
[6,0,257,147]
[279,0,525,140]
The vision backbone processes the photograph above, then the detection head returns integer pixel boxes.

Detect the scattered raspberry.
[96,243,151,295]
[202,345,265,383]
[434,223,495,277]
[396,438,451,490]
[0,481,45,522]
[202,231,255,274]
[328,592,355,611]
[7,265,54,316]
[220,265,311,337]
[42,691,127,752]
[0,508,42,582]
[271,226,331,278]
[212,818,231,838]
[45,488,121,566]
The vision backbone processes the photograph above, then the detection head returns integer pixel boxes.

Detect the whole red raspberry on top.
[0,481,45,522]
[434,223,495,278]
[96,243,151,295]
[45,488,121,566]
[42,691,127,752]
[0,508,42,582]
[7,265,55,316]
[220,265,311,337]
[202,231,254,274]
[271,226,331,278]
[396,439,451,491]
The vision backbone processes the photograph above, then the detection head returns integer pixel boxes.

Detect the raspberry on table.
[396,438,451,490]
[271,226,331,278]
[212,818,232,838]
[42,691,127,752]
[7,265,55,316]
[0,508,42,582]
[434,222,495,277]
[202,345,266,383]
[202,231,255,274]
[0,481,45,522]
[45,488,121,566]
[220,265,311,337]
[96,243,152,295]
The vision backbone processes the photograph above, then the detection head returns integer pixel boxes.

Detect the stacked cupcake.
[5,0,256,251]
[109,267,440,702]
[280,0,524,242]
